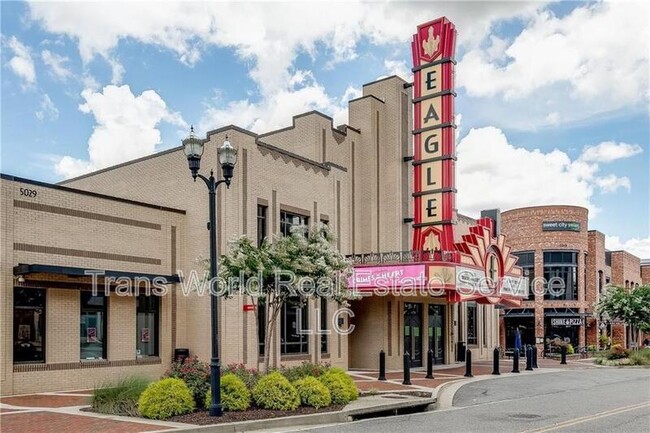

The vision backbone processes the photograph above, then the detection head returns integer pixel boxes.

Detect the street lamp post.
[182,126,237,417]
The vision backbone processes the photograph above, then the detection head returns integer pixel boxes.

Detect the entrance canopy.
[348,218,526,306]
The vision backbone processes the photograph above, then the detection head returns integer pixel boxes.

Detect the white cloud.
[457,2,649,128]
[199,70,354,133]
[35,94,59,121]
[606,235,650,260]
[27,1,545,129]
[382,59,413,82]
[55,85,186,178]
[6,36,36,87]
[594,174,631,194]
[579,141,644,163]
[456,127,639,217]
[41,49,72,80]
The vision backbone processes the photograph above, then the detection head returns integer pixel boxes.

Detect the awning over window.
[13,263,180,284]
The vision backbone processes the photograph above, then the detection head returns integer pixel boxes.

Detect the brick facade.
[500,205,644,353]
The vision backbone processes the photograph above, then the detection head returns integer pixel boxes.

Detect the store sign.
[411,17,457,252]
[542,221,581,232]
[349,264,426,289]
[551,318,583,326]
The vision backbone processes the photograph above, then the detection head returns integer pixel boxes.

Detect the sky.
[1,0,649,259]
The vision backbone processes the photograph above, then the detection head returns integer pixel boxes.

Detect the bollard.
[532,346,539,369]
[492,347,501,375]
[512,348,520,373]
[378,350,386,381]
[525,345,534,371]
[425,349,434,379]
[560,345,567,364]
[464,349,473,377]
[402,352,412,385]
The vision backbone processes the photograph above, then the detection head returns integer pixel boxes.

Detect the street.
[293,368,650,433]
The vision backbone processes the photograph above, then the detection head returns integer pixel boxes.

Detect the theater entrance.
[404,302,423,367]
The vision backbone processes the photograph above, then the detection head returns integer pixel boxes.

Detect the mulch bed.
[168,405,344,425]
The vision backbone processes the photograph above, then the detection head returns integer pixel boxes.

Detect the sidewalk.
[0,357,595,433]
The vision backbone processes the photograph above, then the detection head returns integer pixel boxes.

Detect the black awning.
[13,263,180,284]
[503,308,535,318]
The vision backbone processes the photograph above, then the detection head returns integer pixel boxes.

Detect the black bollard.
[425,349,434,379]
[532,346,539,369]
[402,352,412,385]
[560,345,567,364]
[464,349,473,377]
[512,348,520,373]
[525,346,534,371]
[378,350,386,381]
[492,347,501,375]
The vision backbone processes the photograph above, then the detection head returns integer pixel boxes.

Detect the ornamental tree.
[596,285,650,342]
[218,223,353,372]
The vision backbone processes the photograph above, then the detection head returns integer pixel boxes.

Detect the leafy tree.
[596,285,650,343]
[218,224,352,372]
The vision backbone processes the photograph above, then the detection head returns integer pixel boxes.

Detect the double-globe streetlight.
[182,126,237,417]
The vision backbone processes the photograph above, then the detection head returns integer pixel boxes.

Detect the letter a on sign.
[424,104,439,124]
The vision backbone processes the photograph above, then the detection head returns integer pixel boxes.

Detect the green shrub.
[319,369,358,405]
[629,349,650,366]
[252,372,300,411]
[92,377,149,416]
[164,356,210,407]
[294,376,331,408]
[224,363,261,388]
[566,344,575,355]
[204,373,251,411]
[138,378,195,420]
[607,344,631,360]
[279,361,330,382]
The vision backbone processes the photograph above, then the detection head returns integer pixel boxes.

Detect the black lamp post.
[183,126,237,417]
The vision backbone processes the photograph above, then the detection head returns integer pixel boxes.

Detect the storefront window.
[280,211,309,237]
[513,252,535,300]
[543,251,578,300]
[281,297,308,354]
[467,302,477,345]
[14,288,46,363]
[136,295,159,357]
[80,292,107,360]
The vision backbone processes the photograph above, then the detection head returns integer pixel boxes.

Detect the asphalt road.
[291,368,650,433]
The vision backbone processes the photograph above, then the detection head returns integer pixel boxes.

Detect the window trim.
[136,295,160,358]
[13,287,47,364]
[280,297,309,355]
[80,291,108,360]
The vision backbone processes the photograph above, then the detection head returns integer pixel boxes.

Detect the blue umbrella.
[514,327,523,353]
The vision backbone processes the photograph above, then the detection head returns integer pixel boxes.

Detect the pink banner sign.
[349,264,426,289]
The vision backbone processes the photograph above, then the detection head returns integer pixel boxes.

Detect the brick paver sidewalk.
[0,390,183,433]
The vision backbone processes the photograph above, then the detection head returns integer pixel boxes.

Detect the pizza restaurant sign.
[551,318,584,326]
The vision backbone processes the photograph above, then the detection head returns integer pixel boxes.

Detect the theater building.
[1,17,525,396]
[499,205,643,353]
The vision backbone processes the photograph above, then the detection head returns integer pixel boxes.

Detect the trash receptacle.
[174,348,189,364]
[457,341,466,362]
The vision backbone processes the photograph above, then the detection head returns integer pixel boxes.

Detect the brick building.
[499,205,644,353]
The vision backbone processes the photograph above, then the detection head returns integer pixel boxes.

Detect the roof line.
[1,173,186,214]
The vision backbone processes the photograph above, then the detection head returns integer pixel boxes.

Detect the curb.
[433,368,565,410]
[174,397,436,433]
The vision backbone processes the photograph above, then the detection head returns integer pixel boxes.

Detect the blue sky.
[1,1,648,258]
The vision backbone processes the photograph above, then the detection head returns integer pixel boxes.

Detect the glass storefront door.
[404,303,423,367]
[428,304,445,364]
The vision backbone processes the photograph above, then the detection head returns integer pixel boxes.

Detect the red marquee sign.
[411,17,458,253]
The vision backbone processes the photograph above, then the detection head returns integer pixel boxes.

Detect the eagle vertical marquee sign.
[411,17,457,253]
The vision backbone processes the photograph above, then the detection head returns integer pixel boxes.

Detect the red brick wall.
[640,265,650,286]
[610,251,641,288]
[501,205,589,350]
